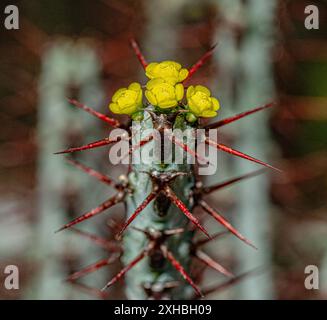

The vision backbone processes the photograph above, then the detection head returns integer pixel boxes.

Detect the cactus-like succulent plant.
[55,39,278,299]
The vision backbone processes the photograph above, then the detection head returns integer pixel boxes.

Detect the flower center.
[118,91,138,109]
[153,84,174,102]
[157,65,178,78]
[192,92,211,111]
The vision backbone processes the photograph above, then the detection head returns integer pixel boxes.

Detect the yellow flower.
[109,82,143,115]
[145,78,184,109]
[145,61,188,85]
[186,85,220,118]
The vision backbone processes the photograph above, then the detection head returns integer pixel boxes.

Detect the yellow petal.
[179,69,189,82]
[195,85,211,96]
[158,99,178,108]
[112,88,126,102]
[145,90,157,105]
[211,97,220,111]
[122,104,138,115]
[128,82,141,91]
[186,86,195,99]
[146,78,165,90]
[109,102,120,114]
[201,110,217,118]
[137,90,143,106]
[165,76,179,85]
[175,83,184,101]
[146,62,157,71]
[145,62,157,78]
[164,61,181,70]
[188,99,199,116]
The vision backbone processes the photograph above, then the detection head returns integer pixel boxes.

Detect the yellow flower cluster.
[108,60,220,119]
[109,82,142,115]
[145,61,188,85]
[144,61,186,109]
[145,78,184,109]
[187,85,220,118]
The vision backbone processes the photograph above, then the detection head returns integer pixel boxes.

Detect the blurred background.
[0,0,326,299]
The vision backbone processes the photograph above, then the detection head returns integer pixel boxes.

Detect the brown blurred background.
[0,0,326,300]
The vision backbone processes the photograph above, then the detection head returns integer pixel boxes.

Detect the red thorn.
[204,169,266,194]
[102,249,148,290]
[183,44,217,83]
[69,281,109,299]
[195,231,229,247]
[199,200,257,249]
[66,158,118,189]
[164,186,210,238]
[161,245,203,297]
[192,264,207,285]
[201,267,265,298]
[130,226,151,238]
[107,218,125,234]
[163,228,185,236]
[130,226,184,238]
[195,250,234,278]
[54,136,124,154]
[168,134,210,165]
[129,38,148,69]
[117,191,158,238]
[70,228,122,252]
[55,195,122,232]
[67,98,120,128]
[206,139,282,172]
[205,102,275,129]
[67,256,118,281]
[122,134,154,161]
